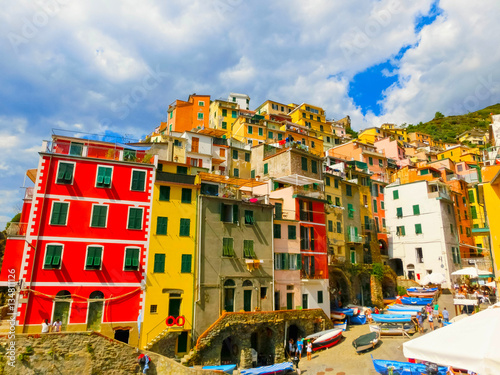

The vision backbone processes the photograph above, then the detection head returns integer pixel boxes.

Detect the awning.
[274,174,323,186]
[26,169,37,183]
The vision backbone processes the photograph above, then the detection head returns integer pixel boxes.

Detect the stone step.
[0,319,12,334]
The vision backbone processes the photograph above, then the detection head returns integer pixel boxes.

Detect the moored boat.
[372,314,412,323]
[371,357,447,375]
[311,328,343,351]
[304,327,338,341]
[406,290,437,297]
[331,308,356,317]
[401,297,433,305]
[387,304,424,312]
[202,364,237,374]
[350,314,367,325]
[352,332,379,353]
[384,308,418,317]
[240,362,294,375]
[333,320,347,331]
[406,287,438,293]
[369,323,414,336]
[330,312,346,320]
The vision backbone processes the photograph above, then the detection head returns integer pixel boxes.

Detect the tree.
[434,112,445,119]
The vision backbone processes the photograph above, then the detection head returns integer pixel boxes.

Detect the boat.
[240,362,294,375]
[372,314,412,323]
[369,323,414,336]
[333,320,347,331]
[330,312,346,320]
[331,308,356,317]
[406,290,438,298]
[352,332,379,353]
[372,357,448,375]
[349,314,367,325]
[406,287,438,293]
[401,297,433,305]
[311,328,343,351]
[304,327,339,341]
[383,297,397,305]
[202,364,237,374]
[387,304,424,312]
[384,309,418,317]
[346,304,369,314]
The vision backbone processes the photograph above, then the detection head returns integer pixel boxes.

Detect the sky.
[1,0,500,227]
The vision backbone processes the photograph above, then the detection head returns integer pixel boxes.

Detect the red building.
[0,134,155,345]
[371,181,389,262]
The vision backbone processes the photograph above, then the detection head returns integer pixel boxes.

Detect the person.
[296,337,304,359]
[442,307,449,323]
[374,306,380,314]
[428,311,434,331]
[137,353,150,374]
[287,339,294,359]
[306,340,312,360]
[438,313,443,328]
[52,318,62,333]
[416,311,424,334]
[433,303,439,317]
[425,303,432,316]
[366,309,373,323]
[41,319,50,333]
[292,347,301,375]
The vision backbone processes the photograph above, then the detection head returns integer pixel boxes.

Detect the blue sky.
[1,0,500,227]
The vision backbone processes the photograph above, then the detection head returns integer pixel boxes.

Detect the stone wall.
[0,332,220,375]
[191,308,332,369]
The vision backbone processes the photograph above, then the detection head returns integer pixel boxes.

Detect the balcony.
[6,222,28,237]
[347,233,363,243]
[213,137,228,146]
[24,187,34,200]
[293,186,324,200]
[471,226,489,235]
[156,171,196,185]
[301,270,325,280]
[461,257,493,272]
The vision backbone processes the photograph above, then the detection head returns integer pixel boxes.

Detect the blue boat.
[202,364,237,374]
[331,308,355,317]
[401,297,433,305]
[240,362,293,375]
[350,314,367,325]
[372,357,448,375]
[387,305,423,312]
[406,287,438,293]
[372,314,413,323]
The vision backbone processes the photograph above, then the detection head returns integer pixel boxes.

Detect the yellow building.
[324,173,345,261]
[231,114,282,146]
[141,161,199,356]
[255,100,294,116]
[288,103,326,155]
[480,165,500,289]
[357,127,394,144]
[468,184,490,257]
[209,99,240,137]
[437,145,482,164]
[458,128,489,147]
[381,124,409,142]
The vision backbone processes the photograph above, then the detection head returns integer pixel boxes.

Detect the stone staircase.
[181,349,198,366]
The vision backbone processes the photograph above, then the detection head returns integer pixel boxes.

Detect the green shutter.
[131,170,146,191]
[50,202,68,225]
[251,170,255,179]
[325,177,330,186]
[274,224,281,238]
[346,185,352,196]
[125,248,140,270]
[232,205,239,224]
[92,205,108,228]
[311,160,317,173]
[245,210,254,224]
[393,190,399,199]
[46,245,62,268]
[86,247,102,269]
[264,163,268,175]
[328,220,333,232]
[180,218,190,236]
[57,163,74,183]
[181,254,192,273]
[310,229,315,251]
[397,207,403,218]
[413,205,420,215]
[245,153,250,162]
[401,226,406,236]
[69,142,83,156]
[223,238,235,256]
[181,188,192,203]
[97,167,112,188]
[44,246,54,267]
[348,204,354,218]
[244,240,255,258]
[301,157,308,171]
[471,206,477,219]
[156,217,168,235]
[128,208,142,230]
[334,179,339,188]
[234,168,239,177]
[159,186,170,201]
[232,150,238,159]
[288,225,296,239]
[415,223,422,234]
[154,254,165,273]
[373,200,378,213]
[281,253,286,270]
[132,248,139,267]
[468,190,475,203]
[350,250,356,263]
[337,221,342,233]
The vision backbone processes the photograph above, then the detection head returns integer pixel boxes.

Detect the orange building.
[162,94,210,134]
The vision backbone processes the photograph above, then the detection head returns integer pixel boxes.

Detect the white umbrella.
[451,267,491,278]
[420,273,446,285]
[485,281,496,288]
[403,304,500,374]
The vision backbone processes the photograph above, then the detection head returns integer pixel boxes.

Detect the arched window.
[242,280,253,287]
[224,279,236,287]
[89,291,104,300]
[55,290,71,299]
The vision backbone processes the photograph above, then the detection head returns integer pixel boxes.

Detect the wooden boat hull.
[387,304,423,312]
[330,312,346,320]
[384,309,418,317]
[372,358,447,375]
[352,332,379,353]
[333,321,347,331]
[369,323,414,336]
[305,327,338,340]
[407,287,438,293]
[401,297,433,305]
[332,308,355,316]
[406,291,437,297]
[311,329,343,352]
[240,362,294,375]
[372,314,412,323]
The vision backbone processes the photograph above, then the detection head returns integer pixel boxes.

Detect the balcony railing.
[301,270,325,279]
[156,171,196,185]
[347,233,363,243]
[213,138,228,146]
[294,186,324,200]
[6,222,28,237]
[24,187,34,200]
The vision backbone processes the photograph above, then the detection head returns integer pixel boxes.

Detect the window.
[416,248,423,263]
[396,207,403,218]
[232,110,237,118]
[197,112,204,120]
[244,210,255,225]
[251,170,255,179]
[328,220,333,232]
[156,217,168,235]
[85,246,102,270]
[125,149,137,162]
[335,197,341,206]
[198,101,205,106]
[369,157,373,165]
[468,190,475,203]
[248,125,253,134]
[96,166,112,188]
[327,194,332,203]
[243,240,256,259]
[415,223,422,234]
[348,204,354,218]
[179,218,190,237]
[273,223,282,239]
[334,179,339,188]
[311,141,315,149]
[181,188,192,203]
[44,245,62,269]
[222,238,235,257]
[378,159,383,167]
[346,185,352,196]
[311,160,318,173]
[413,205,420,215]
[232,149,238,160]
[466,227,471,237]
[268,131,273,139]
[150,305,158,314]
[233,168,239,177]
[393,190,399,200]
[452,247,461,264]
[450,224,454,234]
[350,249,356,264]
[56,162,74,184]
[159,186,170,201]
[221,203,238,223]
[131,170,146,191]
[382,218,386,228]
[301,157,308,171]
[396,226,406,236]
[245,153,250,162]
[174,139,182,147]
[278,133,283,140]
[325,177,330,186]
[91,205,108,228]
[222,121,227,130]
[69,142,83,156]
[373,200,378,213]
[181,254,192,273]
[258,128,263,136]
[50,202,69,225]
[127,208,143,230]
[317,290,323,304]
[288,225,297,240]
[381,201,385,210]
[124,248,140,271]
[222,109,227,116]
[336,221,342,233]
[274,203,283,219]
[264,163,268,175]
[154,254,165,273]
[471,206,477,219]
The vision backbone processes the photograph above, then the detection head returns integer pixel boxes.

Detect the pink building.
[374,138,406,167]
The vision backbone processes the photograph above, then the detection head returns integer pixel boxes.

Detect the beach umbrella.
[420,273,446,285]
[403,304,500,374]
[451,267,492,278]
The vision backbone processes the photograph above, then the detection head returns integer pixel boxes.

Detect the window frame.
[181,188,192,204]
[50,201,69,226]
[159,185,170,201]
[288,225,297,240]
[156,216,168,235]
[127,207,144,230]
[90,204,109,228]
[130,169,147,192]
[95,165,113,189]
[181,254,192,273]
[55,161,75,185]
[153,253,166,273]
[123,247,140,271]
[85,245,103,271]
[43,243,64,270]
[179,218,191,237]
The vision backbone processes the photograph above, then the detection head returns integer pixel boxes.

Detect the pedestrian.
[366,309,373,323]
[41,319,50,333]
[442,307,449,323]
[287,339,294,359]
[306,340,312,360]
[137,353,150,374]
[433,302,439,317]
[296,336,304,359]
[416,311,424,334]
[428,312,434,331]
[425,303,432,316]
[52,318,62,332]
[292,348,301,375]
[438,313,443,328]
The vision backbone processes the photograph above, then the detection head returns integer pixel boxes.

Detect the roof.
[274,174,324,187]
[198,172,266,187]
[195,128,227,137]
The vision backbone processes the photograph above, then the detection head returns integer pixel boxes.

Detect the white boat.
[305,327,339,341]
[384,309,418,317]
[333,321,347,331]
[369,323,414,337]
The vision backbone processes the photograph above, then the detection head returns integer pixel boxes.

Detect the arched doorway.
[286,324,305,347]
[242,280,253,312]
[329,269,350,308]
[224,279,236,312]
[407,264,415,280]
[250,326,275,366]
[221,336,240,365]
[53,290,71,331]
[379,239,388,257]
[381,276,396,298]
[87,291,104,331]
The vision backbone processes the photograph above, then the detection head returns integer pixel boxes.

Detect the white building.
[172,131,213,171]
[228,93,250,110]
[385,180,461,288]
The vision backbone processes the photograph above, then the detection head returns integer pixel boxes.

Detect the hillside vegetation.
[405,103,500,144]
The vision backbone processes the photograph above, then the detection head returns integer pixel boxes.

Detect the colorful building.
[209,99,240,137]
[164,94,210,133]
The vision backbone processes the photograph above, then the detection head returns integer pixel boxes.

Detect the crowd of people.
[41,318,62,333]
[453,283,493,304]
[287,337,314,374]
